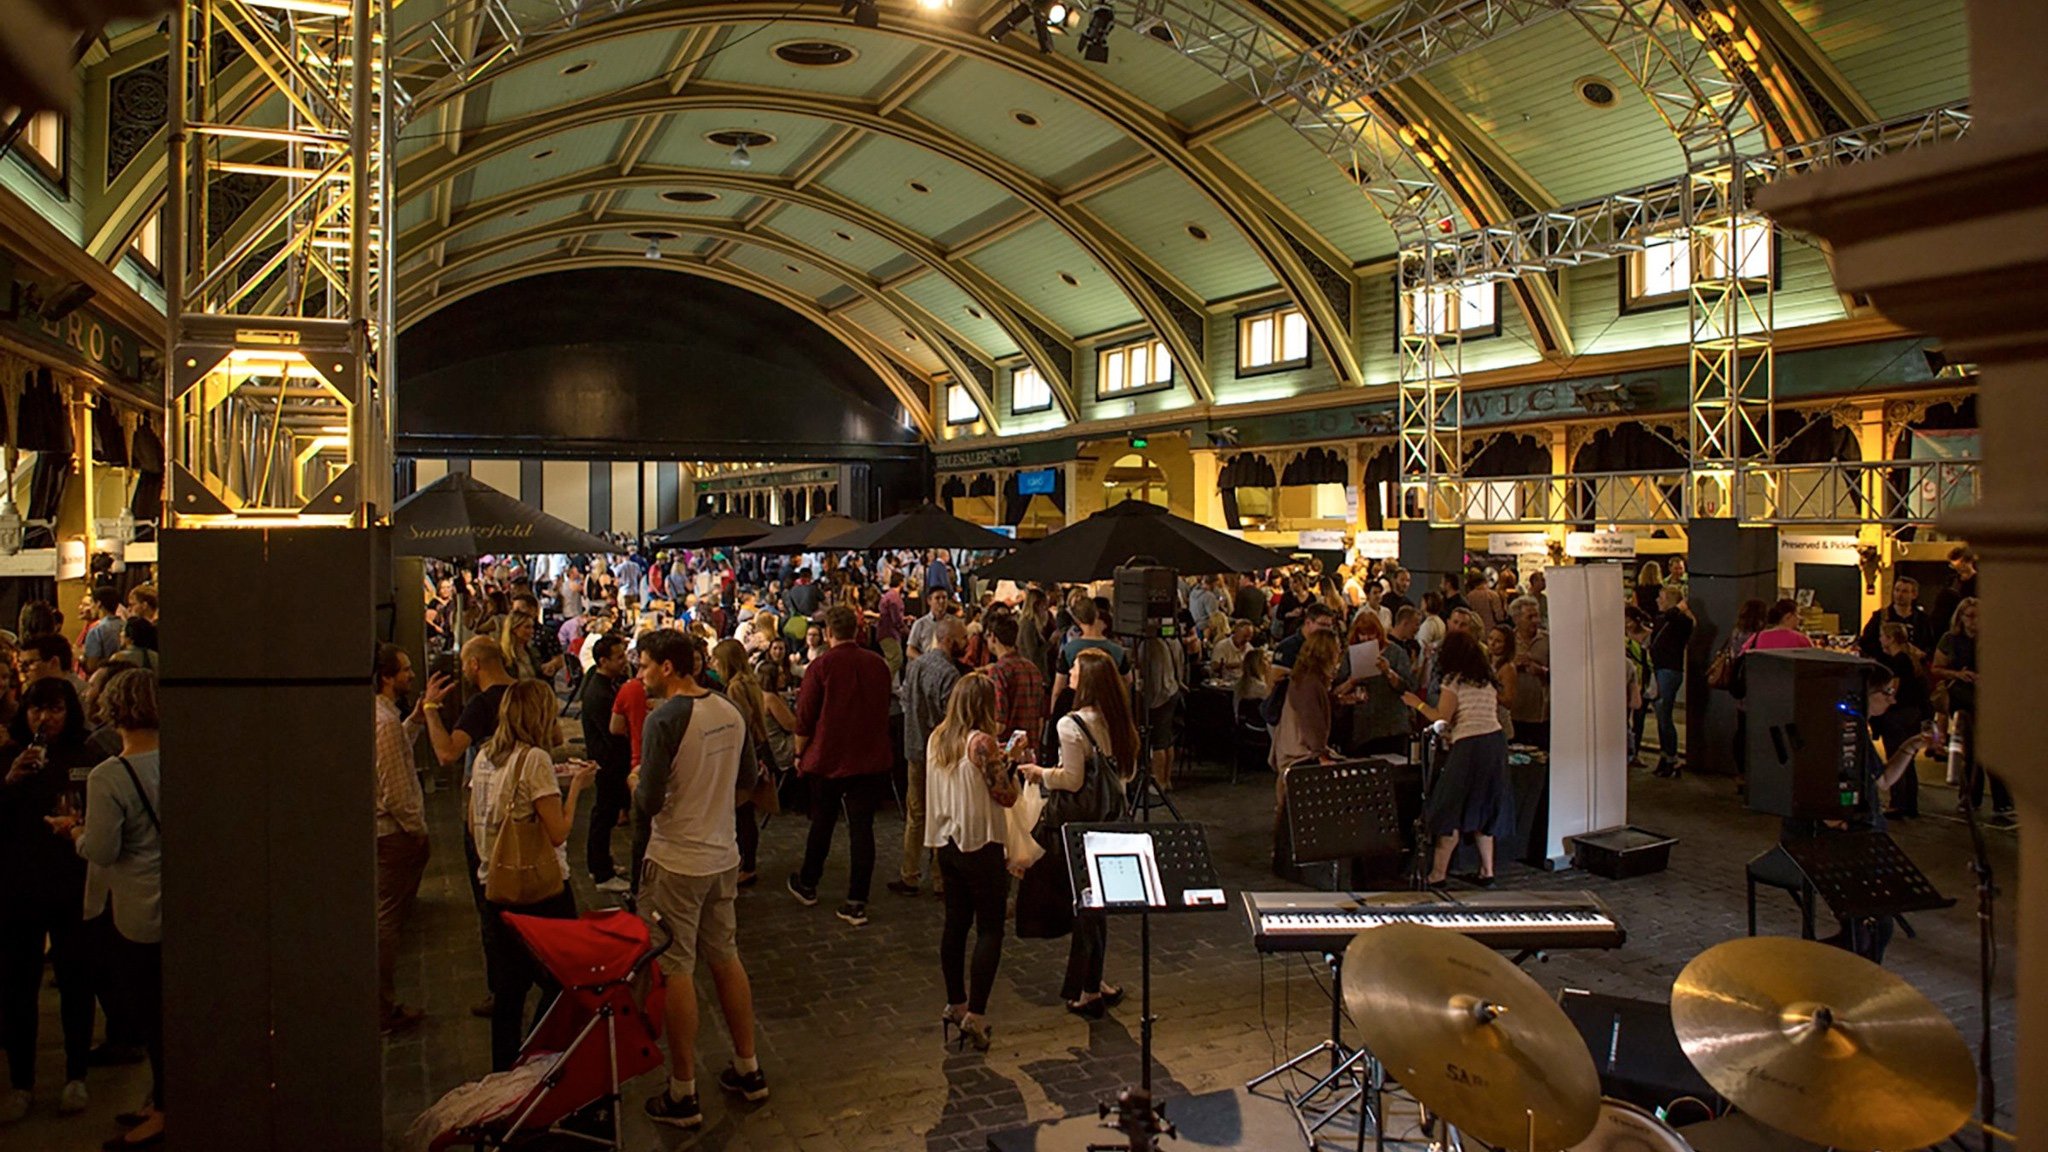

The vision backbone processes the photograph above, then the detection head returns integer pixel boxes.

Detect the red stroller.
[412,909,671,1151]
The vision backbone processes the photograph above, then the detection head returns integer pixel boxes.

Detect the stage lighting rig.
[840,0,880,28]
[1078,3,1114,62]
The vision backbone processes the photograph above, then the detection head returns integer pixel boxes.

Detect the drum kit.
[1339,925,1978,1152]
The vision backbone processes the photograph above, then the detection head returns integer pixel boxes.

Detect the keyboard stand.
[1249,760,1410,1152]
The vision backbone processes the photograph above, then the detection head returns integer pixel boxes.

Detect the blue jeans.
[1652,668,1684,765]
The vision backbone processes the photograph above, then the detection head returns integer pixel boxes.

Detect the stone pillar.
[1758,3,2048,1137]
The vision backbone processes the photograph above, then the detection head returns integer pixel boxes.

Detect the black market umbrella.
[392,471,616,558]
[972,498,1292,583]
[741,514,864,555]
[832,502,1018,552]
[649,514,772,548]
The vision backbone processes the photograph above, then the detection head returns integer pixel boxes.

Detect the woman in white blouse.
[924,673,1020,1052]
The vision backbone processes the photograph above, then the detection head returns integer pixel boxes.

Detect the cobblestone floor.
[15,754,2021,1152]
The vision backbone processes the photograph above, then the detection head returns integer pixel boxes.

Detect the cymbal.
[1342,923,1599,1152]
[1671,937,1974,1150]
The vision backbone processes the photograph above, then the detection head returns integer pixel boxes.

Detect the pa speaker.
[1744,649,1874,821]
[1112,564,1177,637]
[1558,989,1723,1116]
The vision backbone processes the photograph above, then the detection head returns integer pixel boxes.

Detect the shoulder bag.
[1035,717,1123,846]
[483,748,565,905]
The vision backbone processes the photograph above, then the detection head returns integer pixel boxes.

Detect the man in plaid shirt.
[984,613,1045,745]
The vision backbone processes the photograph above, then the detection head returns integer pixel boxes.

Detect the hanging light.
[730,141,752,168]
[644,238,662,259]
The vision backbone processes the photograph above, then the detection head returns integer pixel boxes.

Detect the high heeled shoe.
[959,1017,994,1053]
[940,1004,967,1047]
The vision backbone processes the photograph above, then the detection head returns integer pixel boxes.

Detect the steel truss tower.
[166,0,390,526]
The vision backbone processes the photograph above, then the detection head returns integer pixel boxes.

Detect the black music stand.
[1750,831,1951,957]
[1063,821,1225,1152]
[1250,759,1405,1152]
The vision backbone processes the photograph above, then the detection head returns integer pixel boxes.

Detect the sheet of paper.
[1348,640,1382,681]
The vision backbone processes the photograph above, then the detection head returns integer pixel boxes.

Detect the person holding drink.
[0,678,100,1122]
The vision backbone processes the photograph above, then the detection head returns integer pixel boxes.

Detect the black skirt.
[1426,730,1514,839]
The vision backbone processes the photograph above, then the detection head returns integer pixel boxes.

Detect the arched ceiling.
[339,0,1962,435]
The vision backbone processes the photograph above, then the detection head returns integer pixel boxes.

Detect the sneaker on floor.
[786,874,819,906]
[592,875,631,894]
[718,1065,770,1102]
[836,901,869,927]
[469,994,495,1019]
[0,1089,28,1124]
[644,1090,702,1129]
[885,879,920,897]
[60,1080,88,1114]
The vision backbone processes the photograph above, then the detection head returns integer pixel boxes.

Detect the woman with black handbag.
[1013,649,1138,1019]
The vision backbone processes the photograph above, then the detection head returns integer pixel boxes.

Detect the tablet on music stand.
[1098,853,1150,907]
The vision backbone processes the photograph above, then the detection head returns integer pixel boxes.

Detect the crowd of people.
[0,581,165,1149]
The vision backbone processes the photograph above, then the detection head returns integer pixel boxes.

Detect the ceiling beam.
[875,47,954,116]
[789,126,864,191]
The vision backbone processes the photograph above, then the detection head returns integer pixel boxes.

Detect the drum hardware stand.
[1955,713,1999,1152]
[1247,760,1406,1150]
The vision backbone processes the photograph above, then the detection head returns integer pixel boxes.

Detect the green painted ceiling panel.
[904,57,1137,189]
[965,218,1141,336]
[1212,117,1401,264]
[837,297,944,373]
[1081,167,1272,301]
[443,237,565,289]
[696,21,928,100]
[813,133,1019,241]
[450,192,588,251]
[395,194,436,236]
[584,232,715,258]
[1782,0,1969,118]
[483,31,690,123]
[1424,16,1686,206]
[725,240,851,303]
[896,275,1020,360]
[610,186,759,222]
[463,121,627,205]
[635,109,838,177]
[765,203,909,280]
[1072,37,1251,128]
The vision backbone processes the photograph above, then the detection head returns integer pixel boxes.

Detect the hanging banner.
[1778,535,1861,566]
[1353,530,1400,559]
[1565,531,1638,560]
[1487,532,1550,556]
[1297,529,1347,551]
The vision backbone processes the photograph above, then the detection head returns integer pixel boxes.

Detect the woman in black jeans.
[48,669,161,1150]
[470,680,595,1070]
[922,673,1020,1051]
[0,677,99,1121]
[1017,650,1138,1018]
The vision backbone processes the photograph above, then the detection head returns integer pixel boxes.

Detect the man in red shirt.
[612,630,663,890]
[985,612,1045,747]
[788,605,894,927]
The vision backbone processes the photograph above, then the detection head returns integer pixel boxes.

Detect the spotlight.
[1078,2,1113,62]
[916,0,950,9]
[1044,1,1072,25]
[988,1,1031,40]
[840,0,879,27]
[644,239,662,259]
[730,141,752,168]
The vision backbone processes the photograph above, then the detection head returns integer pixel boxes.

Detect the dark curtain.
[1362,448,1398,531]
[1570,422,1687,528]
[1775,411,1859,465]
[1001,474,1027,527]
[1279,446,1346,487]
[26,451,70,549]
[92,403,129,466]
[1463,433,1549,478]
[939,475,967,513]
[17,369,70,454]
[130,420,166,530]
[1217,453,1275,533]
[968,474,996,498]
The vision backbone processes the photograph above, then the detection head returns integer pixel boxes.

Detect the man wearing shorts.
[633,630,769,1128]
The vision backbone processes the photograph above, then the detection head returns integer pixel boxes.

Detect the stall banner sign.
[1565,531,1637,560]
[1353,530,1400,559]
[1779,535,1861,566]
[1016,469,1057,495]
[1487,532,1550,556]
[1298,529,1346,551]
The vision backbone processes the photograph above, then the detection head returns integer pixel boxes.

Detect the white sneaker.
[59,1081,87,1114]
[592,875,631,894]
[0,1088,29,1124]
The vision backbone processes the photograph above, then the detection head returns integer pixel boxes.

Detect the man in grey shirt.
[905,586,954,662]
[891,617,964,896]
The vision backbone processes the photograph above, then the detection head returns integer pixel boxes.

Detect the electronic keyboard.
[1243,889,1625,954]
